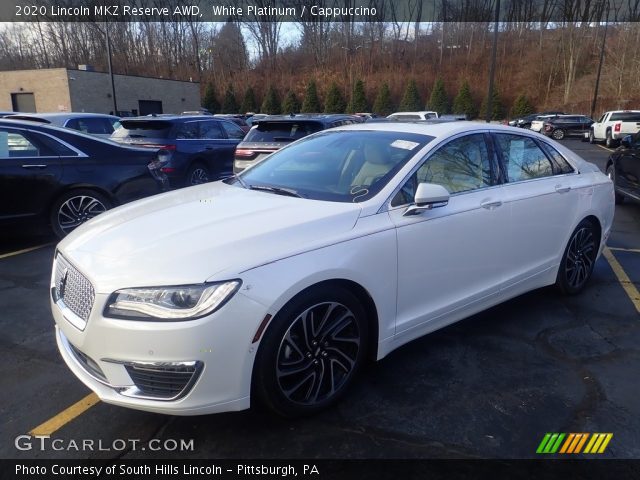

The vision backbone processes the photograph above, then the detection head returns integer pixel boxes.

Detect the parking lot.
[1,139,638,460]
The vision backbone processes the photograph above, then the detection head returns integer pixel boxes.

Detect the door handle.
[480,200,502,209]
[21,164,47,169]
[555,185,571,193]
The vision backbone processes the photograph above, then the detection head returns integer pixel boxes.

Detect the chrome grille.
[124,362,202,400]
[54,254,95,325]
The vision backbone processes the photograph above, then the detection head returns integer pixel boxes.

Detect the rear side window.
[609,112,640,122]
[0,128,55,157]
[200,121,224,139]
[113,120,172,139]
[540,143,575,174]
[176,122,199,139]
[244,121,323,142]
[495,134,553,182]
[66,117,114,135]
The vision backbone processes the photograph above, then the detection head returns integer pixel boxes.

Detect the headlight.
[104,280,241,320]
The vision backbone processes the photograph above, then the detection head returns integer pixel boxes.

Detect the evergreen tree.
[202,83,219,114]
[511,94,535,118]
[301,80,321,113]
[324,82,346,113]
[399,79,422,111]
[260,86,281,114]
[240,86,258,113]
[480,87,504,121]
[453,80,477,119]
[347,79,369,113]
[221,84,239,114]
[428,78,449,114]
[372,83,394,116]
[281,90,300,114]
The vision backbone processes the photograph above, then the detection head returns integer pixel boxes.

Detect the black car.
[0,120,166,237]
[233,114,358,173]
[111,115,246,187]
[509,111,565,128]
[542,115,594,140]
[606,133,640,204]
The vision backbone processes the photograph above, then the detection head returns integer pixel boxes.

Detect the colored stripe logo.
[536,433,613,454]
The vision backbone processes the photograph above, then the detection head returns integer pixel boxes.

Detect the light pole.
[104,22,118,115]
[591,7,609,119]
[486,0,500,123]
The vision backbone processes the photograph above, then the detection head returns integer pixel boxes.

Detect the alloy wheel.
[57,195,107,235]
[190,168,209,185]
[275,301,361,405]
[564,226,596,290]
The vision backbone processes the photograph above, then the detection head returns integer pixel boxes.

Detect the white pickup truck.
[589,110,640,147]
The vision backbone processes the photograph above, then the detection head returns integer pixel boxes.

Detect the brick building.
[0,67,201,116]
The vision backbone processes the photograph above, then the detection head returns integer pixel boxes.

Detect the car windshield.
[231,130,433,203]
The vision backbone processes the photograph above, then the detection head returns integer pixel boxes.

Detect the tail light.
[147,147,174,189]
[614,123,621,132]
[235,149,256,159]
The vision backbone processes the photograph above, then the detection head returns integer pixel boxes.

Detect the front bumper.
[52,288,267,415]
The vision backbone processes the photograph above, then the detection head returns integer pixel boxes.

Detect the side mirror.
[404,183,450,216]
[621,135,633,149]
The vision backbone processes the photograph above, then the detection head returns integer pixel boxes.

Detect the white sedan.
[51,122,614,417]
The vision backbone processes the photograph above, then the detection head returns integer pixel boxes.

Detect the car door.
[0,127,62,222]
[493,132,581,289]
[387,132,508,334]
[616,133,640,196]
[198,120,237,178]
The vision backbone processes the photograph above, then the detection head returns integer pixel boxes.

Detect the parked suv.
[606,133,640,204]
[233,114,357,173]
[111,115,246,187]
[541,115,594,140]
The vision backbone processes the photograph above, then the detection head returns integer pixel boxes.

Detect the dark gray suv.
[233,114,358,173]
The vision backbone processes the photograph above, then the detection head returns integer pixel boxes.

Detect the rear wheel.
[552,129,565,140]
[186,163,210,186]
[50,189,111,238]
[556,219,598,295]
[253,287,368,417]
[605,130,618,148]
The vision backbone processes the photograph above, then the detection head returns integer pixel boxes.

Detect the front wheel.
[50,189,111,238]
[253,287,368,417]
[556,219,598,295]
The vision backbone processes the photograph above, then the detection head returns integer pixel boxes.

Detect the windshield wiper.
[248,185,303,198]
[226,173,248,189]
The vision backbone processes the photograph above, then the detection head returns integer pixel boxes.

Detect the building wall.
[0,68,72,112]
[0,68,201,115]
[68,70,201,115]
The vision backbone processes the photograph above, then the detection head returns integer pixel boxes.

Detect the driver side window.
[392,133,492,206]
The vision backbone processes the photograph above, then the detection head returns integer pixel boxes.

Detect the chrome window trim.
[0,126,88,157]
[379,129,494,213]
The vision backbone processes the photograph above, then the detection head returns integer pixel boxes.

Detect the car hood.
[57,182,362,293]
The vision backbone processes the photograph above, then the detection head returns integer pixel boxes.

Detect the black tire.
[588,129,595,144]
[50,189,111,238]
[605,130,618,148]
[186,163,210,186]
[556,219,599,295]
[606,164,625,205]
[253,286,369,417]
[552,129,565,140]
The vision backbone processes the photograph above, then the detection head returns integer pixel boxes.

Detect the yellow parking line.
[603,247,640,314]
[0,243,53,260]
[609,247,640,254]
[597,145,614,153]
[29,393,100,436]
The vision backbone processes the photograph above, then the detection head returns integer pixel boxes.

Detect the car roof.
[122,115,218,122]
[6,112,119,120]
[254,114,356,122]
[0,118,122,144]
